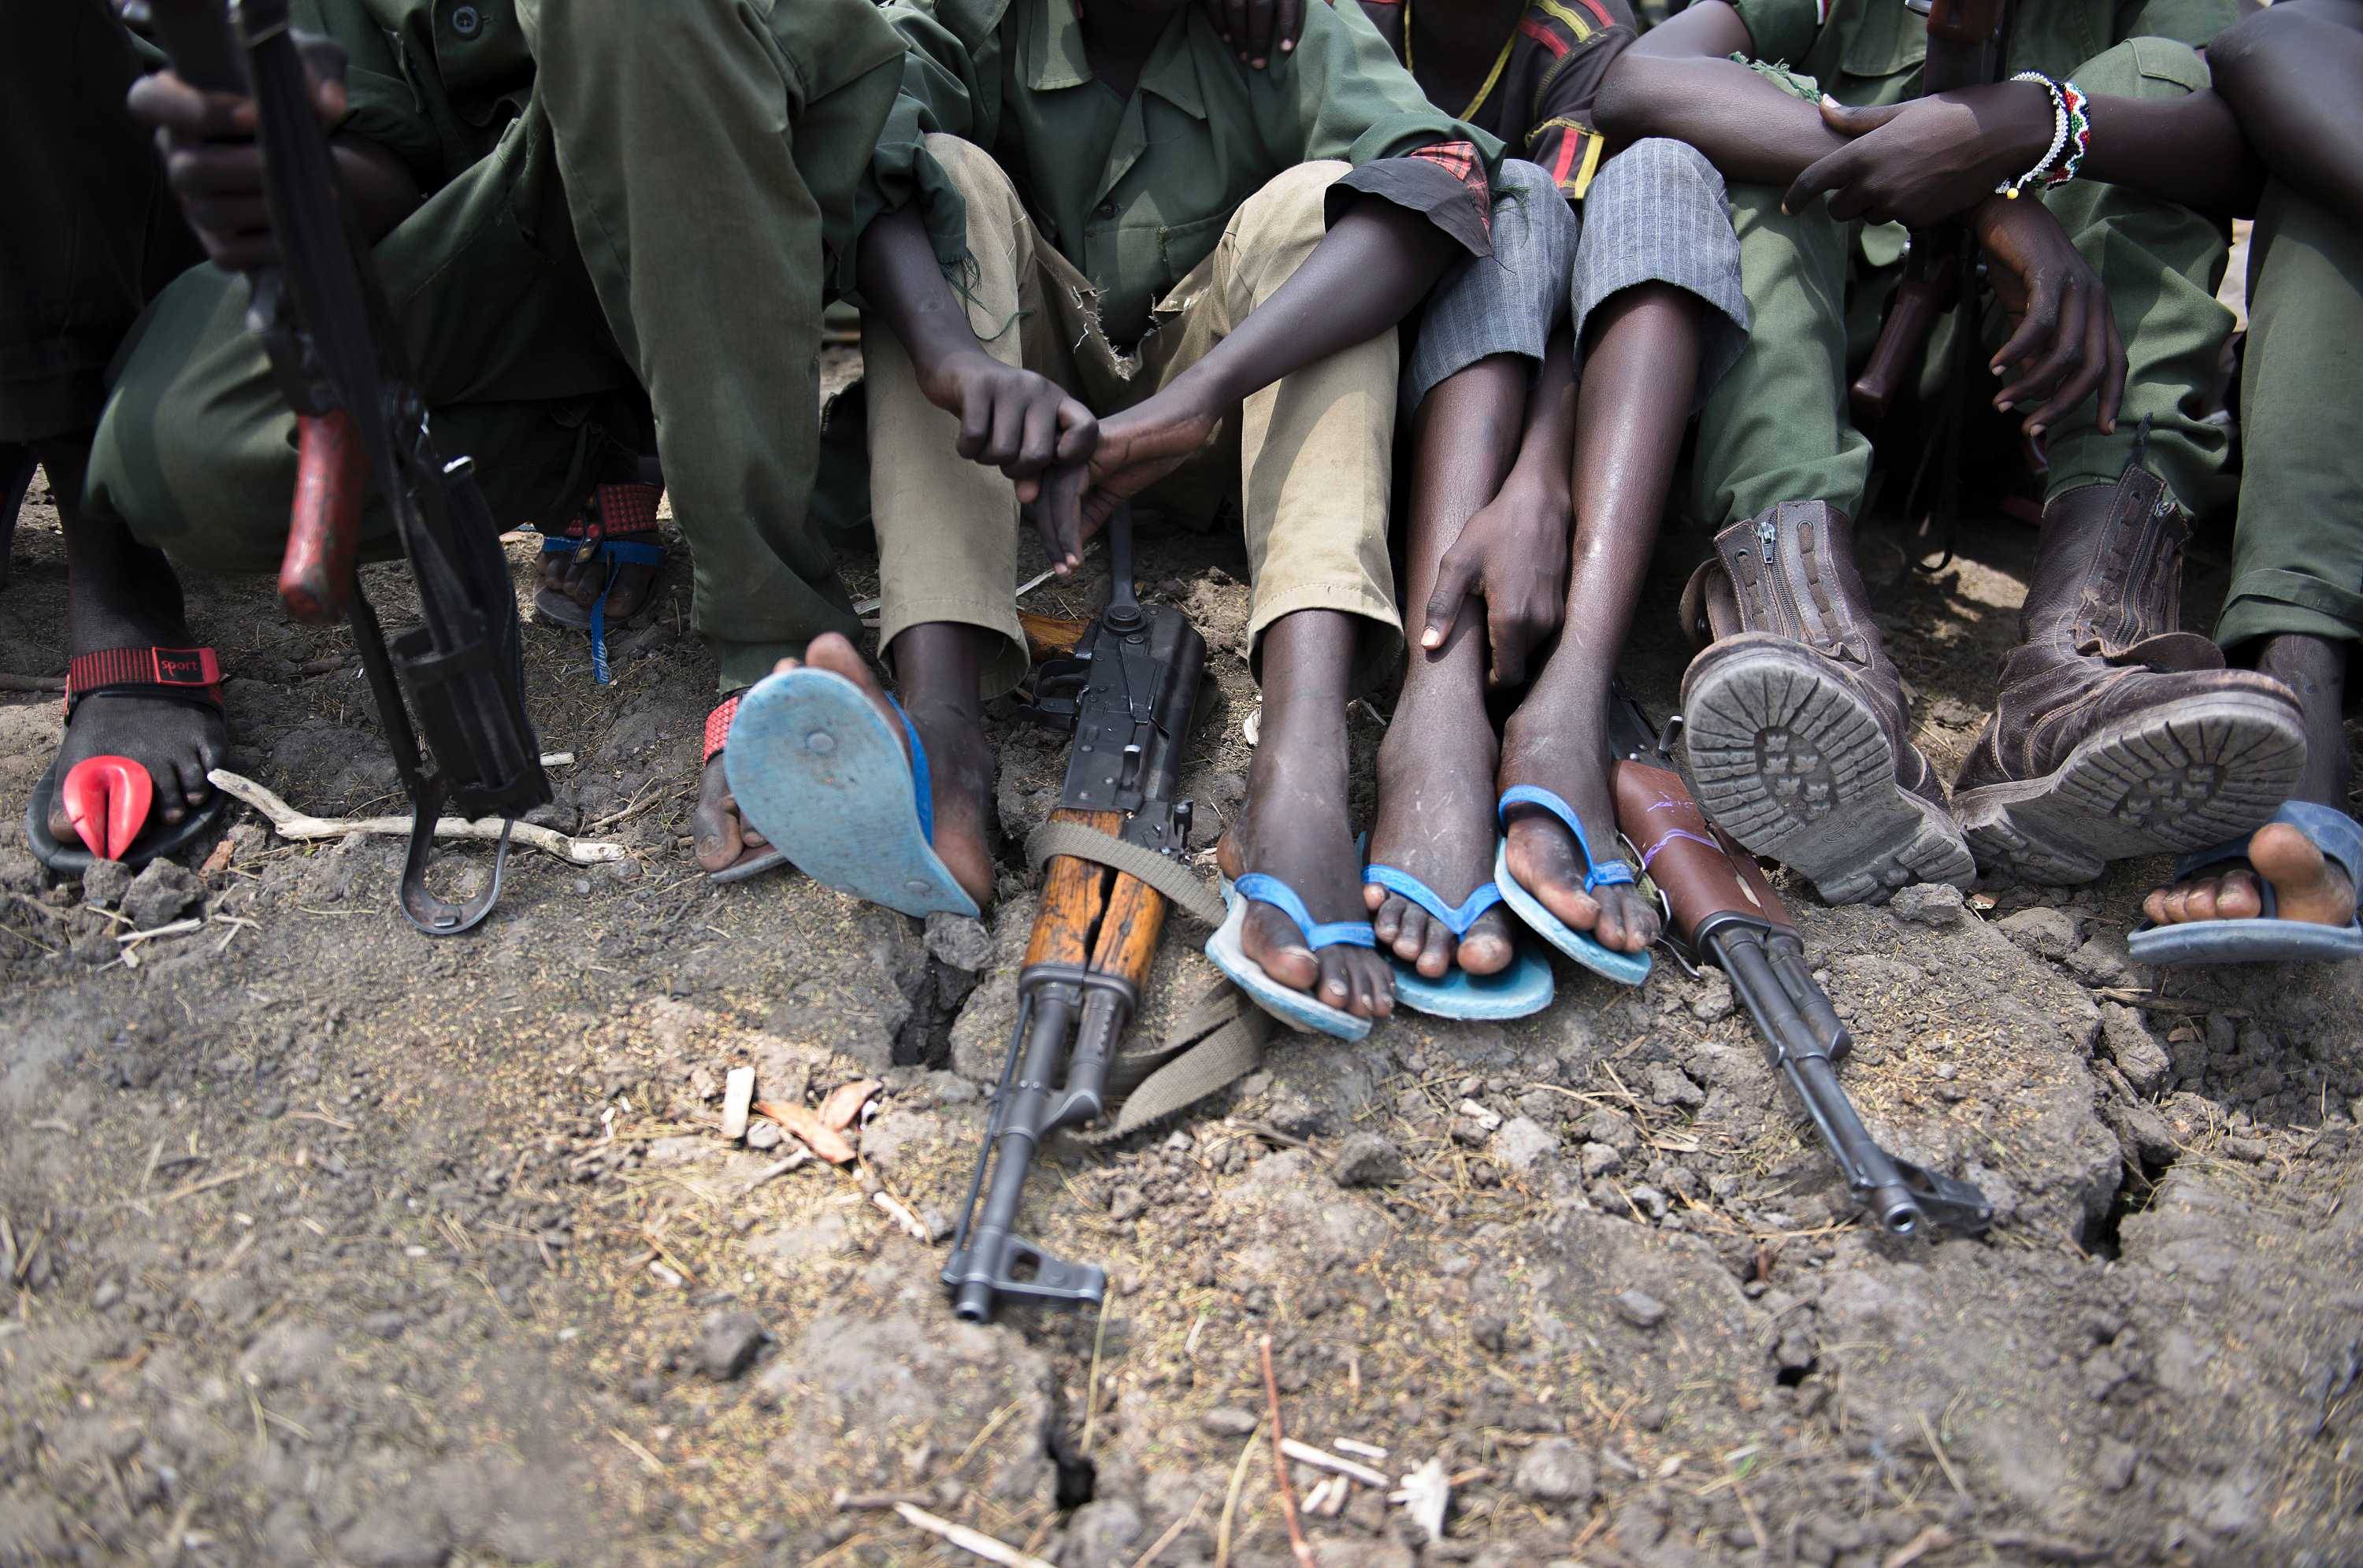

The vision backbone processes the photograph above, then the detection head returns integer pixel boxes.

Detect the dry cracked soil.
[2,369,2360,1567]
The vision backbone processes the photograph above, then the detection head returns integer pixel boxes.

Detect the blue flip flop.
[2127,801,2363,966]
[1363,851,1555,1020]
[1493,785,1653,987]
[724,667,980,920]
[1205,874,1378,1040]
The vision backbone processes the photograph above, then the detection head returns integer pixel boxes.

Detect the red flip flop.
[25,644,228,874]
[61,755,154,861]
[701,694,787,883]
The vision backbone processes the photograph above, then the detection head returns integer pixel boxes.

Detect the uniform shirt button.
[1093,200,1116,220]
[450,3,481,36]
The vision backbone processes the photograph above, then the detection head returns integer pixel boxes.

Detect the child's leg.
[1367,357,1527,977]
[1187,162,1404,1017]
[1363,158,1582,977]
[1501,140,1753,949]
[1497,283,1695,952]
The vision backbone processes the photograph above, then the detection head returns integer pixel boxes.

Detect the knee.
[2072,37,2209,101]
[919,133,1023,210]
[1234,158,1350,250]
[1588,137,1730,216]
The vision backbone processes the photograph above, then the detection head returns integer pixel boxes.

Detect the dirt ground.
[2,355,2360,1567]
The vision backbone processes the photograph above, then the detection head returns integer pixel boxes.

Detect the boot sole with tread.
[1682,639,1975,906]
[1952,690,2307,885]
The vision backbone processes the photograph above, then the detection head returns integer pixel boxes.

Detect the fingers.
[1486,596,1539,691]
[1278,0,1305,57]
[1421,540,1482,652]
[1013,397,1059,480]
[1991,278,2064,410]
[127,72,254,139]
[1030,462,1086,575]
[1052,398,1099,468]
[2019,284,2098,435]
[955,383,992,463]
[1782,143,1859,217]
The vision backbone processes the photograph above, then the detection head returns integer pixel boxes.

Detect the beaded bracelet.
[1994,71,2069,199]
[2045,79,2093,188]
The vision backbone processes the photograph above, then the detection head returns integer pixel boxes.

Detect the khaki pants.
[866,134,1403,699]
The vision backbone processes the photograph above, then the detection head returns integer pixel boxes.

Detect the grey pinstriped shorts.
[1404,139,1752,411]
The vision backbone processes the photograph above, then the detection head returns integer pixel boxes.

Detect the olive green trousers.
[83,0,903,691]
[1690,38,2237,530]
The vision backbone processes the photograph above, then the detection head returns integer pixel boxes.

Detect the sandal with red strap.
[535,480,668,685]
[700,694,787,883]
[25,645,229,873]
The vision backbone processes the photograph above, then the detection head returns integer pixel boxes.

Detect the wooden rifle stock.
[281,410,365,624]
[1846,0,2006,424]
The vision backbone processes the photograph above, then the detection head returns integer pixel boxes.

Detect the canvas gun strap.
[1021,820,1275,1141]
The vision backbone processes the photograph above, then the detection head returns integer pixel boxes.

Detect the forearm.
[1174,195,1460,410]
[2209,2,2363,219]
[854,206,985,387]
[1596,55,1849,187]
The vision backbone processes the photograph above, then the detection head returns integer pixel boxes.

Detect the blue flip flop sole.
[1204,881,1371,1040]
[1391,943,1556,1020]
[2127,802,2363,966]
[723,669,978,920]
[1494,840,1652,987]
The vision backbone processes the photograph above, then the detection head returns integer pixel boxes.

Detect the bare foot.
[696,632,996,906]
[1496,691,1660,955]
[691,751,770,873]
[1210,647,1389,1015]
[1363,703,1517,979]
[2141,821,2356,929]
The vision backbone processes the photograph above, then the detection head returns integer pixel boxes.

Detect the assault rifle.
[944,510,1211,1321]
[135,0,548,934]
[1611,691,1993,1237]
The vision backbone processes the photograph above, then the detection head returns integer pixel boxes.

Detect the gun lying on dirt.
[944,510,1211,1322]
[1610,690,1993,1238]
[135,0,549,935]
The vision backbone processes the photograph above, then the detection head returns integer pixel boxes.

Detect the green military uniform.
[0,1,198,447]
[2216,180,2363,651]
[83,0,905,691]
[855,0,1501,697]
[1687,0,2242,531]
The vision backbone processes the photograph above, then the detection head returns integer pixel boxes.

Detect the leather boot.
[1951,463,2306,884]
[1677,501,1975,905]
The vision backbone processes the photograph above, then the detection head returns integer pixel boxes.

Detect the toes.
[1372,891,1406,948]
[176,756,212,809]
[2185,878,2224,922]
[2250,821,2353,925]
[1453,911,1517,977]
[1243,906,1322,995]
[1388,904,1430,964]
[1415,919,1452,980]
[151,763,188,825]
[1361,953,1395,1018]
[2142,886,2172,925]
[1312,947,1355,1010]
[2213,869,2264,921]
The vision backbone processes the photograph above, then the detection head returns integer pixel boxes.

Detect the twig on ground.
[208,769,625,865]
[1083,1290,1112,1455]
[871,1189,931,1243]
[1259,1335,1316,1568]
[888,1503,1055,1568]
[1279,1437,1389,1488]
[1883,1525,1955,1568]
[1128,1496,1203,1568]
[1214,1419,1263,1568]
[739,1151,812,1194]
[1917,1410,1972,1503]
[0,673,66,693]
[117,917,202,947]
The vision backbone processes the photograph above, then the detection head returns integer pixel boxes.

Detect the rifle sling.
[1025,820,1228,927]
[1019,821,1273,1140]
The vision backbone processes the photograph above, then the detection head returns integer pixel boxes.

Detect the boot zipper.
[1758,517,1778,565]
